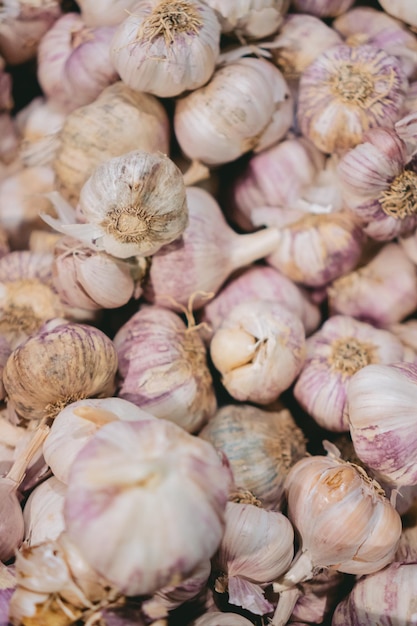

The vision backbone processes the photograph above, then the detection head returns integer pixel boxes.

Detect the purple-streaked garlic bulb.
[291,0,354,17]
[174,57,293,166]
[334,7,417,80]
[297,43,408,155]
[37,13,118,111]
[294,315,405,432]
[338,126,417,241]
[378,0,417,29]
[199,404,306,510]
[3,322,118,421]
[64,419,233,596]
[23,476,66,546]
[200,264,321,339]
[144,186,281,311]
[43,397,155,484]
[114,305,216,433]
[213,498,294,615]
[332,561,417,626]
[210,299,305,404]
[202,0,289,39]
[328,242,417,327]
[110,0,221,98]
[265,211,365,288]
[273,454,401,590]
[347,362,417,487]
[0,565,14,625]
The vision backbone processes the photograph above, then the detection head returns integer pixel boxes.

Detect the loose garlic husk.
[297,43,408,155]
[294,315,405,432]
[174,57,293,166]
[53,81,170,205]
[200,404,306,510]
[273,454,401,593]
[45,150,188,259]
[43,397,155,484]
[210,299,305,405]
[201,0,290,40]
[111,0,221,98]
[332,561,417,626]
[144,186,281,311]
[347,362,417,487]
[37,13,118,111]
[3,321,118,421]
[328,242,417,327]
[64,418,233,596]
[213,499,294,615]
[23,476,66,546]
[114,305,217,433]
[378,0,417,29]
[200,264,321,340]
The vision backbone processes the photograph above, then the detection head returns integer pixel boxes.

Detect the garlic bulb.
[200,404,306,509]
[114,305,217,433]
[23,476,66,546]
[64,418,233,596]
[43,397,155,484]
[174,57,293,165]
[37,13,118,111]
[77,0,139,26]
[45,150,188,259]
[347,362,417,487]
[290,569,345,625]
[200,264,321,339]
[273,454,401,590]
[297,43,408,155]
[210,299,306,404]
[378,0,417,28]
[294,315,405,432]
[201,0,289,39]
[291,0,354,16]
[144,186,281,311]
[191,613,254,626]
[53,81,170,205]
[3,322,118,421]
[265,211,365,288]
[332,561,417,626]
[110,0,221,97]
[213,500,294,615]
[328,243,417,327]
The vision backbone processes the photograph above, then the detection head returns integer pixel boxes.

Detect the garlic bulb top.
[110,0,221,98]
[45,150,188,259]
[64,419,233,596]
[297,43,408,155]
[202,0,290,39]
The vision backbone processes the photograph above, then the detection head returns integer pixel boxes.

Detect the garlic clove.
[23,476,66,546]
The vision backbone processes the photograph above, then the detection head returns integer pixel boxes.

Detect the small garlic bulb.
[174,57,293,165]
[3,322,118,421]
[199,404,306,509]
[45,150,188,259]
[23,476,66,546]
[114,305,217,433]
[64,419,233,596]
[297,43,408,154]
[294,315,405,432]
[110,0,221,97]
[201,0,290,39]
[210,299,306,405]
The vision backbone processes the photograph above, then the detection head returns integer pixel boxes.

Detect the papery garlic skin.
[200,404,306,510]
[201,0,289,39]
[347,362,417,487]
[23,476,66,546]
[298,43,408,155]
[378,0,417,29]
[294,316,405,432]
[213,501,294,615]
[211,299,305,404]
[47,150,188,259]
[111,0,221,98]
[332,561,417,626]
[174,57,293,166]
[114,305,216,433]
[64,419,233,596]
[43,397,155,484]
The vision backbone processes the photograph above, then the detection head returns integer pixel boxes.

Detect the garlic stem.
[230,227,281,269]
[273,551,314,591]
[271,587,302,626]
[182,160,210,186]
[6,422,49,486]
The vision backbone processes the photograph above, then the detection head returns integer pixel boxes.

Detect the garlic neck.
[229,227,281,270]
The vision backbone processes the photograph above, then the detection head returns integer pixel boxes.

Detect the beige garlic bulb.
[53,81,170,205]
[111,0,221,98]
[45,150,188,259]
[3,322,118,421]
[202,0,290,39]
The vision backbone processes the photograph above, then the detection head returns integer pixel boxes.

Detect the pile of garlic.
[3,0,417,625]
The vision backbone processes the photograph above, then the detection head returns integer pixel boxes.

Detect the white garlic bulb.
[64,419,233,596]
[110,0,221,97]
[44,150,188,259]
[23,476,66,546]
